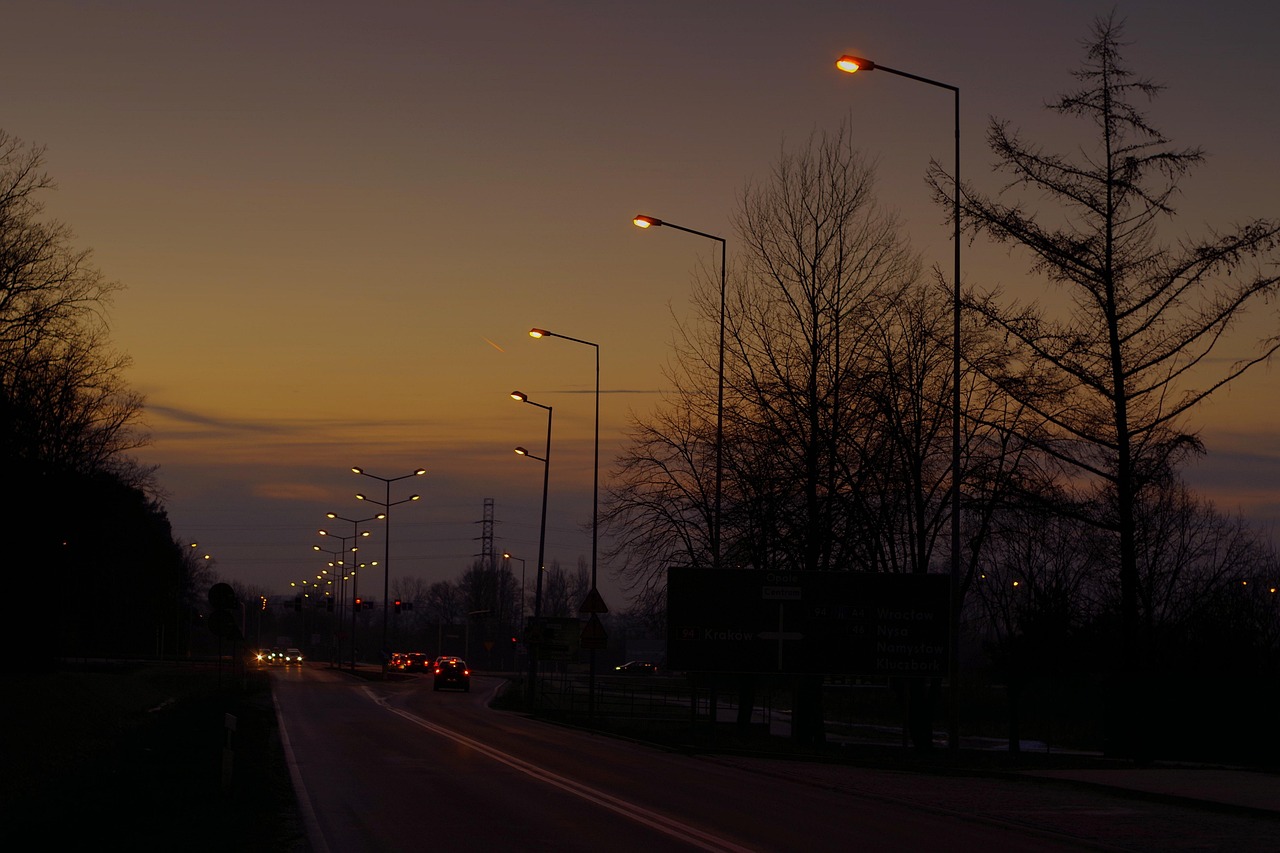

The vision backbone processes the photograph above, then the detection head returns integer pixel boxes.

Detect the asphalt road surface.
[271,665,1276,852]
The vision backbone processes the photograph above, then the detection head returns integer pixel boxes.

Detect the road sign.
[526,616,582,661]
[580,613,608,650]
[578,586,609,614]
[667,569,950,677]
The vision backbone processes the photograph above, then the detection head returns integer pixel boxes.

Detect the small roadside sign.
[580,613,608,650]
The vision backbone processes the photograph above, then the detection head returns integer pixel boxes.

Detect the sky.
[5,1,1277,610]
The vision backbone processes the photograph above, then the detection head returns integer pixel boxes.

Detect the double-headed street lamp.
[837,53,962,750]
[324,513,383,669]
[314,532,367,627]
[512,389,553,706]
[353,467,426,658]
[633,215,726,570]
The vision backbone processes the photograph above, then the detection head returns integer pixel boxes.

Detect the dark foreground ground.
[3,661,306,852]
[7,661,1276,853]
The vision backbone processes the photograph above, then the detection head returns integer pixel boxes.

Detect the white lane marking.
[274,690,332,853]
[364,688,757,853]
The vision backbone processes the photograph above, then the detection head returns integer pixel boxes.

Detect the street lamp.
[528,328,604,717]
[503,552,527,632]
[836,52,962,750]
[512,389,553,706]
[526,331,598,592]
[324,513,383,669]
[633,214,726,570]
[314,530,368,666]
[353,467,426,660]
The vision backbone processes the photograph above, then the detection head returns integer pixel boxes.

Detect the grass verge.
[2,660,306,852]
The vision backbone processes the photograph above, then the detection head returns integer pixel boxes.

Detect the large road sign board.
[667,569,950,677]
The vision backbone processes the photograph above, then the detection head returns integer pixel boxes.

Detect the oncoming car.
[433,658,470,692]
[282,648,304,665]
[614,661,658,676]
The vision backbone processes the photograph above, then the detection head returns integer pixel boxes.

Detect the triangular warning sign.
[578,586,609,614]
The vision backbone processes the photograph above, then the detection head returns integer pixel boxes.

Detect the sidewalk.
[1020,765,1280,815]
[715,705,1280,817]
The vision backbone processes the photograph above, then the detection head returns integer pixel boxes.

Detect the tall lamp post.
[528,329,601,718]
[323,513,383,669]
[836,53,962,750]
[353,467,426,662]
[314,528,370,666]
[633,215,726,570]
[512,389,553,706]
[312,544,344,666]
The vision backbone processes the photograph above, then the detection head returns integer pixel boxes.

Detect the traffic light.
[394,599,402,613]
[354,597,362,610]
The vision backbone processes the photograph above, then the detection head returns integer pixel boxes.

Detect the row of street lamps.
[511,55,963,739]
[309,467,424,669]
[274,51,962,725]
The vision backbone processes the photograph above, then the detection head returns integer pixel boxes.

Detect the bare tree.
[422,580,464,625]
[606,124,922,594]
[730,126,917,575]
[0,130,149,481]
[936,15,1280,755]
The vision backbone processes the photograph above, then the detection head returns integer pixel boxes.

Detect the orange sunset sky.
[5,1,1276,607]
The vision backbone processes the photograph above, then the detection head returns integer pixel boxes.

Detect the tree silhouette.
[936,13,1280,757]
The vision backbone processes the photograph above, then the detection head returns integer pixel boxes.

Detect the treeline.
[0,131,202,665]
[603,16,1280,758]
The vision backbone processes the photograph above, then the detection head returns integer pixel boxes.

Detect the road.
[271,665,1275,852]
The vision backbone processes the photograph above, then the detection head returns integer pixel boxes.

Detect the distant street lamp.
[315,528,370,667]
[633,214,726,570]
[503,552,527,632]
[324,512,383,669]
[837,52,962,750]
[353,466,426,660]
[512,389,553,706]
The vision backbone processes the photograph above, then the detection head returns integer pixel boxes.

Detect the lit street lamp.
[315,528,370,666]
[324,512,383,669]
[526,331,597,592]
[353,466,426,661]
[837,52,962,750]
[526,330,602,717]
[512,389,553,706]
[633,214,726,570]
[503,552,527,632]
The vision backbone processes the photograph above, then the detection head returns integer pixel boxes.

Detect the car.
[433,658,470,692]
[391,652,430,672]
[614,660,658,675]
[282,648,304,665]
[266,647,284,665]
